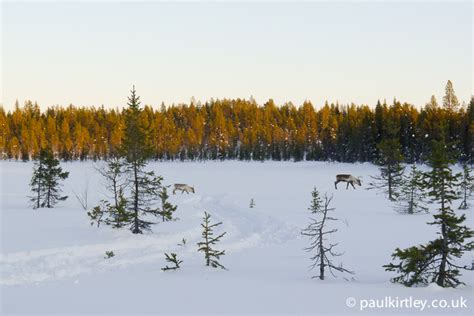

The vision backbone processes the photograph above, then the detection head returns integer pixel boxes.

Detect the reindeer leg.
[335,181,338,190]
[351,182,356,189]
[172,189,176,195]
[346,182,349,190]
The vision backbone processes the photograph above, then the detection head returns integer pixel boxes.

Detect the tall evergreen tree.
[442,80,460,112]
[120,86,177,234]
[385,138,473,287]
[30,148,69,208]
[301,188,353,280]
[197,212,227,270]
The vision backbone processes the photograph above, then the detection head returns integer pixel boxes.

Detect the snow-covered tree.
[301,188,353,280]
[30,148,69,208]
[395,165,427,214]
[458,164,473,210]
[197,212,227,270]
[385,139,473,287]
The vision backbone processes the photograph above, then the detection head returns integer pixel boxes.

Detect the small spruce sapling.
[249,198,256,208]
[161,253,183,271]
[197,212,227,270]
[178,238,187,246]
[158,186,178,221]
[301,187,353,280]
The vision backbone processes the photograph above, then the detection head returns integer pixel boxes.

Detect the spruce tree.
[301,188,353,280]
[120,86,177,234]
[395,165,428,214]
[158,186,178,222]
[368,138,404,201]
[197,212,227,270]
[442,80,459,112]
[30,148,69,208]
[161,253,183,271]
[458,164,473,210]
[385,139,473,287]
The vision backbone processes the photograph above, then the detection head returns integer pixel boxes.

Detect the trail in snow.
[1,191,296,286]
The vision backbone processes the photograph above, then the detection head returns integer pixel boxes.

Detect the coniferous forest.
[1,81,472,164]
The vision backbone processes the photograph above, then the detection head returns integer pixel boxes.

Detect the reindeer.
[334,174,362,190]
[173,184,195,195]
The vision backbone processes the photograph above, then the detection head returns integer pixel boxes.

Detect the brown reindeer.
[335,174,361,190]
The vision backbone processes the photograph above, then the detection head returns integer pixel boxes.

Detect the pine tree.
[368,138,404,201]
[458,164,473,210]
[395,165,428,214]
[29,148,69,208]
[301,188,353,280]
[385,139,473,287]
[197,212,227,270]
[120,86,176,234]
[161,253,183,271]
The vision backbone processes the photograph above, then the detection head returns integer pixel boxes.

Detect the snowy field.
[1,161,472,315]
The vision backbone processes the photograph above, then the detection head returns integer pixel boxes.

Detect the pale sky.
[1,1,472,110]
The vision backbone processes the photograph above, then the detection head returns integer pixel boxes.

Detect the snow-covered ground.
[1,161,472,315]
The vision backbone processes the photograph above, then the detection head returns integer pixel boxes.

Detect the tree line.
[1,81,472,163]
